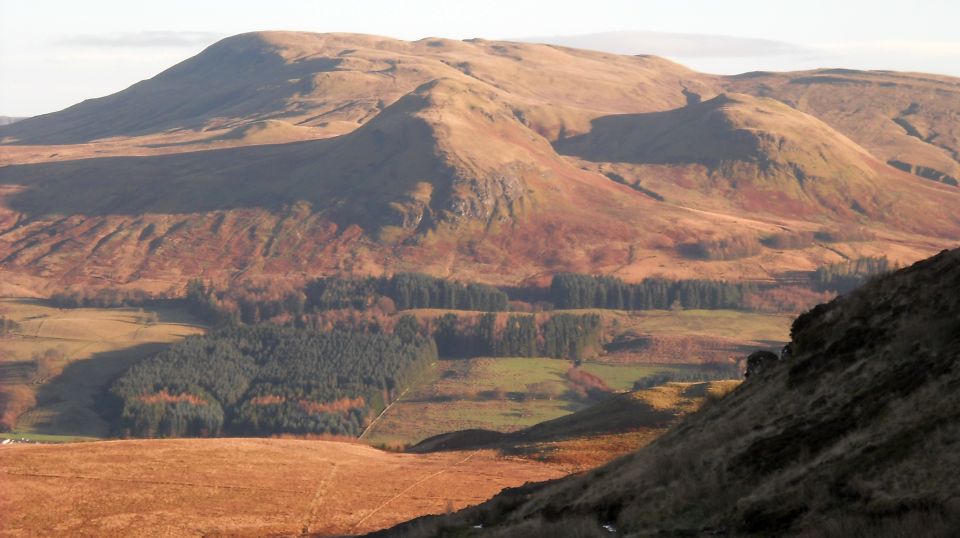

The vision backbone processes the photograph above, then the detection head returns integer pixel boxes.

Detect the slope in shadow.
[0,139,339,216]
[375,248,960,537]
[552,94,765,166]
[0,43,343,144]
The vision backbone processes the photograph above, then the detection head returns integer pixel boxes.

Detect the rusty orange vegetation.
[249,394,286,406]
[248,395,368,415]
[0,438,567,536]
[137,390,207,406]
[298,396,367,415]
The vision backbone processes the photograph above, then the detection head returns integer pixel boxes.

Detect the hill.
[556,92,958,234]
[0,298,204,436]
[1,32,959,293]
[409,381,739,469]
[377,247,960,537]
[0,438,565,536]
[0,31,707,146]
[726,69,960,188]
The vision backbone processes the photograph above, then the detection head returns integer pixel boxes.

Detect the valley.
[0,293,773,535]
[1,33,958,294]
[1,27,958,538]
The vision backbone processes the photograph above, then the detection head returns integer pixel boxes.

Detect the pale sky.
[2,0,959,117]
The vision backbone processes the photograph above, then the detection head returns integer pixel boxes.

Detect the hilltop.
[380,247,960,536]
[1,32,959,293]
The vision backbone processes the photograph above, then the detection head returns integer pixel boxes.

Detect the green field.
[0,302,776,445]
[606,309,792,341]
[0,298,205,438]
[362,356,731,447]
[0,432,99,443]
[579,363,706,392]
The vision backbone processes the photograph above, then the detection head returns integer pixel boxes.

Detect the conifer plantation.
[106,325,436,437]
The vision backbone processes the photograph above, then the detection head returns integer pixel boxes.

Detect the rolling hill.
[0,438,566,536]
[378,247,960,537]
[726,69,960,188]
[409,380,740,469]
[1,32,958,294]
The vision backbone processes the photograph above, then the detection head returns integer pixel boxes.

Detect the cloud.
[516,30,808,59]
[57,31,225,49]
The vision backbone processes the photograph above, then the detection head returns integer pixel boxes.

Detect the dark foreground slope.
[375,248,960,537]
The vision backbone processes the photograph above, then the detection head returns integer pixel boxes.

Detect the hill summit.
[1,32,959,293]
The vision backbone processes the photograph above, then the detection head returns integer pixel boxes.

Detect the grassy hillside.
[1,33,958,294]
[361,356,736,449]
[726,69,960,188]
[0,438,565,536]
[0,299,204,436]
[378,247,960,537]
[410,380,740,470]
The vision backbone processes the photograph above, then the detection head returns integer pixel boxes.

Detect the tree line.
[432,312,602,360]
[104,322,436,438]
[631,364,741,390]
[305,272,509,312]
[49,288,151,309]
[811,256,893,293]
[183,273,510,326]
[549,273,758,310]
[0,316,20,336]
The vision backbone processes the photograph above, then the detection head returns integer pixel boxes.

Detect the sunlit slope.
[1,32,959,293]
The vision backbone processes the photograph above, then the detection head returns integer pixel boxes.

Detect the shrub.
[761,231,815,250]
[812,257,893,293]
[813,227,874,243]
[678,235,762,260]
[744,350,779,378]
[0,316,20,336]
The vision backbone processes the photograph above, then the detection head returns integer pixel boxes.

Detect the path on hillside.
[349,449,483,533]
[301,461,338,535]
[358,387,410,441]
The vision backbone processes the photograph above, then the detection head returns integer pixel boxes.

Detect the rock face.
[380,248,960,537]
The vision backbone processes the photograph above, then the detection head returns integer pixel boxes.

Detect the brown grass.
[0,385,35,431]
[0,298,205,436]
[0,438,566,536]
[2,36,959,295]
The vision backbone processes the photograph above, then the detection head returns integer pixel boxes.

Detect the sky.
[2,0,959,117]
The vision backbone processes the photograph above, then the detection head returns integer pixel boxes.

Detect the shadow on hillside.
[0,50,343,145]
[0,96,440,227]
[552,96,755,165]
[0,139,333,217]
[29,342,168,437]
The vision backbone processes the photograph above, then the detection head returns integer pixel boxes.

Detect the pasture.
[362,357,730,447]
[0,298,205,436]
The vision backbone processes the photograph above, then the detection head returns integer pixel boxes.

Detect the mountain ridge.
[1,32,958,294]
